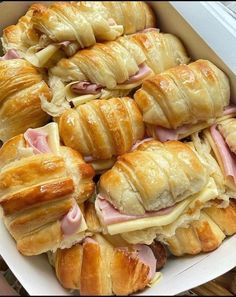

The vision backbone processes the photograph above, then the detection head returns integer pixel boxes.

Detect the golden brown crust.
[17,221,62,256]
[111,248,150,295]
[58,97,145,160]
[53,234,158,295]
[5,197,74,240]
[98,140,208,215]
[55,244,83,289]
[1,179,74,216]
[83,201,102,233]
[60,146,95,204]
[0,59,51,142]
[166,211,226,256]
[204,199,236,236]
[0,126,94,255]
[134,59,230,129]
[80,240,105,296]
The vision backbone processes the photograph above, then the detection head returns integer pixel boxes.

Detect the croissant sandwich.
[43,30,189,116]
[95,139,219,244]
[49,233,165,295]
[1,1,156,68]
[58,97,145,172]
[166,199,236,256]
[0,123,95,255]
[134,59,231,142]
[0,59,52,142]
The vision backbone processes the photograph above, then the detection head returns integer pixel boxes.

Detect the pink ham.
[210,125,236,183]
[61,203,82,236]
[84,155,94,162]
[96,195,176,225]
[122,63,151,85]
[0,49,20,61]
[24,128,51,154]
[139,28,159,33]
[155,126,179,142]
[116,244,156,279]
[223,105,236,116]
[131,137,154,151]
[71,81,103,95]
[135,244,157,279]
[155,124,194,142]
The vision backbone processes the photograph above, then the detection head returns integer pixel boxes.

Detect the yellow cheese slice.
[106,178,218,235]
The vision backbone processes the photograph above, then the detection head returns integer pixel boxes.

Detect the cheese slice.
[25,44,60,67]
[105,178,218,235]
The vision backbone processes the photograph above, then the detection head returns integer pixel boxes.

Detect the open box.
[0,1,236,295]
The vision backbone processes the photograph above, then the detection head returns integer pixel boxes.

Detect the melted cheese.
[25,44,60,67]
[106,178,218,235]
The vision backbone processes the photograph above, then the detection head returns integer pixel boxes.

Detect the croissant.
[44,30,189,116]
[134,59,230,142]
[58,97,145,171]
[166,199,236,256]
[0,123,95,256]
[98,140,208,215]
[1,2,156,68]
[0,59,52,142]
[204,117,236,193]
[51,233,163,295]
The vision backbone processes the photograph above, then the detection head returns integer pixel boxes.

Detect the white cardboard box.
[0,1,236,295]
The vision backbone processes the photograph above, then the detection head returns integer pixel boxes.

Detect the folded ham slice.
[134,244,157,279]
[210,125,236,183]
[96,196,176,225]
[71,81,103,95]
[0,49,20,61]
[131,137,154,151]
[223,105,236,116]
[70,63,151,95]
[61,203,82,236]
[24,128,51,154]
[122,63,152,85]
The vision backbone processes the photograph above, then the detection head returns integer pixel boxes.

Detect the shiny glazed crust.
[134,59,230,128]
[53,234,156,295]
[0,59,51,142]
[58,97,145,159]
[98,140,208,215]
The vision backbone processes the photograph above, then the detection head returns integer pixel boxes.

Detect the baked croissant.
[43,30,189,116]
[1,2,156,67]
[0,59,51,142]
[134,59,230,142]
[166,199,236,256]
[204,117,236,193]
[57,97,145,171]
[51,233,163,295]
[93,139,221,242]
[0,123,95,256]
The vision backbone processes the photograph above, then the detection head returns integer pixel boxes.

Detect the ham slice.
[24,129,51,154]
[210,125,236,183]
[0,49,20,61]
[122,63,151,85]
[117,244,156,279]
[61,203,82,236]
[155,124,195,142]
[135,244,157,279]
[96,196,176,225]
[223,105,236,116]
[84,155,94,162]
[131,138,154,151]
[71,81,103,95]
